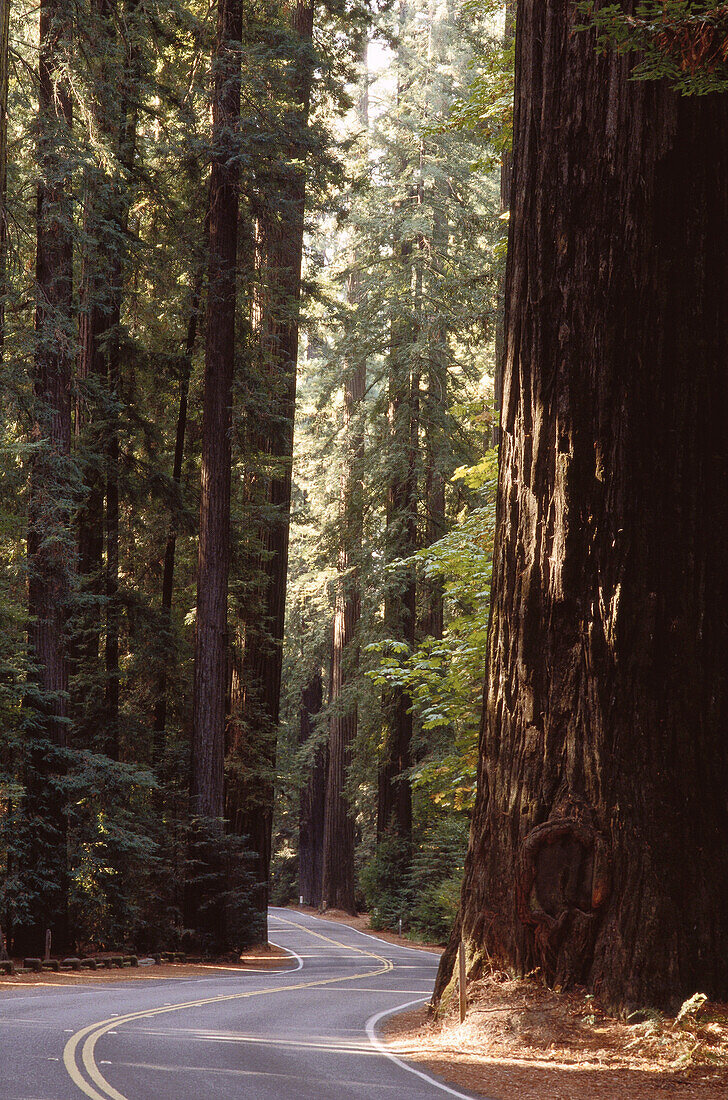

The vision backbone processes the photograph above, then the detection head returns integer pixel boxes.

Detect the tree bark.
[188,0,242,944]
[321,52,368,912]
[0,0,9,363]
[74,0,138,759]
[377,319,416,842]
[21,0,74,956]
[226,0,314,932]
[298,671,325,907]
[435,0,728,1013]
[491,0,514,451]
[153,273,203,762]
[377,5,419,844]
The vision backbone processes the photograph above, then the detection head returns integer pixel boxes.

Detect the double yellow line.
[63,916,393,1100]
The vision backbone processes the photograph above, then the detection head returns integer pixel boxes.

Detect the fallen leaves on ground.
[382,971,728,1100]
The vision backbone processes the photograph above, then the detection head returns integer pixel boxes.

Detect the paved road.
[0,908,480,1100]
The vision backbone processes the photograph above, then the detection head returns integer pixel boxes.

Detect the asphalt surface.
[0,907,481,1100]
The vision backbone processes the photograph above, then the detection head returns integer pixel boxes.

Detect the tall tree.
[154,270,203,761]
[75,0,139,760]
[229,0,315,927]
[298,669,325,906]
[189,0,243,942]
[435,0,728,1012]
[321,53,368,914]
[376,3,418,844]
[0,0,8,363]
[21,0,75,955]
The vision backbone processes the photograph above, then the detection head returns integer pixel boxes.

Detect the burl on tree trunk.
[435,0,728,1013]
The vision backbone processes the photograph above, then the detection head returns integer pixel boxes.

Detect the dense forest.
[1,0,727,1019]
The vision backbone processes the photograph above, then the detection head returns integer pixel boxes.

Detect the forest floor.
[0,943,290,986]
[291,908,728,1099]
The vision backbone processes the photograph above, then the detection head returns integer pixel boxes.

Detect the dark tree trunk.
[20,0,74,956]
[188,0,242,944]
[0,0,8,361]
[377,340,416,842]
[491,0,514,451]
[153,275,202,762]
[103,14,140,761]
[226,0,314,933]
[74,0,137,760]
[321,58,367,909]
[298,671,325,907]
[435,0,728,1013]
[377,11,418,843]
[321,396,362,910]
[423,195,448,640]
[74,0,114,751]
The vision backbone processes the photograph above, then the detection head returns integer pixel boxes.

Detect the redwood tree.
[321,68,368,908]
[21,0,75,955]
[435,0,728,1012]
[227,0,314,928]
[298,670,325,906]
[189,0,242,942]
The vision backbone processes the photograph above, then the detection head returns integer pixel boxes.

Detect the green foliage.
[367,450,497,813]
[578,1,728,94]
[360,818,468,942]
[360,832,413,931]
[445,0,514,159]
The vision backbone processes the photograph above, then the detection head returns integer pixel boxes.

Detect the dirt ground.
[290,906,728,1100]
[0,943,290,987]
[383,974,728,1100]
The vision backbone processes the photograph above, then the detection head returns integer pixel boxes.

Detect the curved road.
[0,908,481,1099]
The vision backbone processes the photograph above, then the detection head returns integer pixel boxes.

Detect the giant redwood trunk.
[188,0,242,943]
[435,0,728,1013]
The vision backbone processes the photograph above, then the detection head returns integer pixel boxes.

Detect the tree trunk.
[21,0,74,956]
[153,274,203,762]
[435,0,728,1013]
[423,193,448,640]
[321,514,360,910]
[226,0,314,933]
[321,53,368,911]
[0,0,9,362]
[377,327,416,842]
[74,0,138,760]
[298,671,325,907]
[377,6,418,844]
[491,0,514,451]
[188,0,242,944]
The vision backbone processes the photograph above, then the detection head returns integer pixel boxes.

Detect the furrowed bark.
[21,0,75,956]
[189,0,242,946]
[435,0,728,1013]
[298,670,325,907]
[0,0,9,363]
[226,0,314,935]
[321,51,368,913]
[153,272,203,762]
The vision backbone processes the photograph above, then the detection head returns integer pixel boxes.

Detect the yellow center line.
[63,916,394,1100]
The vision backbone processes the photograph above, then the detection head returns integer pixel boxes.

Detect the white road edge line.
[365,999,483,1100]
[268,938,304,972]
